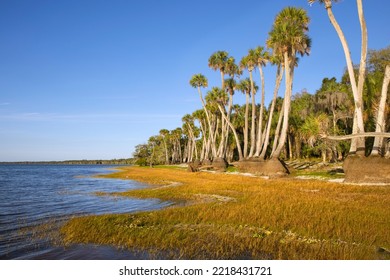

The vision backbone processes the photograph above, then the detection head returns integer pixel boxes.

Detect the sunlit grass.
[61,166,390,259]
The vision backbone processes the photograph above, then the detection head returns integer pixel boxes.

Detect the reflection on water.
[0,165,170,259]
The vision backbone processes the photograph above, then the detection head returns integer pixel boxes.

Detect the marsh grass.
[61,166,390,259]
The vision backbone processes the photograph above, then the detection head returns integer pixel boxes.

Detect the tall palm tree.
[259,54,284,159]
[267,7,311,159]
[159,129,170,165]
[237,78,258,159]
[371,65,390,156]
[206,87,244,161]
[208,51,229,89]
[240,51,258,157]
[253,46,270,157]
[308,0,366,155]
[189,74,217,158]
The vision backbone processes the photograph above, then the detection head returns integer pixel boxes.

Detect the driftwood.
[321,132,390,141]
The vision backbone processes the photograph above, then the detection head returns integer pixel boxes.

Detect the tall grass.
[61,166,390,259]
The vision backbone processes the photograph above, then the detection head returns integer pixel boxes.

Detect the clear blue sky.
[0,0,389,161]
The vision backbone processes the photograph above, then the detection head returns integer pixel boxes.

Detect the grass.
[60,166,390,260]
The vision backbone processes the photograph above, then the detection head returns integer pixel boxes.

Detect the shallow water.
[0,164,170,259]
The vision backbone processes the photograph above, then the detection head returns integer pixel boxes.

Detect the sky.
[0,0,389,161]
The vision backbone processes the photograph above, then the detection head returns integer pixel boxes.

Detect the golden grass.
[61,166,390,259]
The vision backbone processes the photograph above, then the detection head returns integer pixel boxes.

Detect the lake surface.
[0,164,171,259]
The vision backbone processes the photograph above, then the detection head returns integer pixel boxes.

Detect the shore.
[60,165,390,259]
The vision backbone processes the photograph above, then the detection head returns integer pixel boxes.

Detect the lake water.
[0,164,171,259]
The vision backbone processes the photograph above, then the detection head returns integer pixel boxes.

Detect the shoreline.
[60,165,390,260]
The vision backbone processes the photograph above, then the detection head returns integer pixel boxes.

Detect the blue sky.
[0,0,389,161]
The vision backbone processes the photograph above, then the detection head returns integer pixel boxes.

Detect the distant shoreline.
[0,159,133,165]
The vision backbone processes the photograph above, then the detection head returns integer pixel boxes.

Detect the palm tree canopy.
[267,7,311,59]
[189,73,208,88]
[224,78,237,95]
[253,46,270,67]
[225,56,241,78]
[205,87,229,106]
[239,51,257,72]
[208,51,229,72]
[236,78,258,95]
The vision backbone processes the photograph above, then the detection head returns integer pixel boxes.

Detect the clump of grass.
[61,166,390,260]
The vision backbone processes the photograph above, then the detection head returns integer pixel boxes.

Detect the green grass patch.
[61,166,390,260]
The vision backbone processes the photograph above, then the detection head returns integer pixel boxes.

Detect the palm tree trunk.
[324,0,365,153]
[223,92,234,156]
[271,100,285,158]
[357,0,368,106]
[197,86,217,158]
[249,71,256,158]
[371,65,390,156]
[162,137,169,164]
[217,114,225,157]
[255,65,266,156]
[199,122,207,161]
[260,65,284,159]
[220,71,225,90]
[244,92,250,158]
[217,104,244,160]
[273,52,293,158]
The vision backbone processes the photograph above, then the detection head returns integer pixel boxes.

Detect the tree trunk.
[324,132,390,140]
[217,104,244,161]
[244,92,250,158]
[255,65,266,156]
[220,71,225,90]
[356,0,368,108]
[273,52,293,158]
[198,86,217,158]
[271,100,285,158]
[325,1,365,153]
[260,65,283,159]
[371,65,390,156]
[224,93,234,157]
[249,70,256,158]
[162,137,169,164]
[288,133,293,159]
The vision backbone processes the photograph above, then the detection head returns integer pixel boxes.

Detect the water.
[0,164,171,259]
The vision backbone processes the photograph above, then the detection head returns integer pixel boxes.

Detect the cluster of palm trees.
[133,1,389,167]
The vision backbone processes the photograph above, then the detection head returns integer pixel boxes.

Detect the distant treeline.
[0,158,134,165]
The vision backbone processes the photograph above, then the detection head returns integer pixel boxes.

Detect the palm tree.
[240,51,258,157]
[237,78,258,159]
[308,0,366,155]
[225,56,242,79]
[159,129,170,164]
[253,46,270,157]
[259,54,284,159]
[206,87,244,161]
[192,109,209,161]
[189,74,217,158]
[208,51,229,89]
[267,7,311,159]
[371,65,390,156]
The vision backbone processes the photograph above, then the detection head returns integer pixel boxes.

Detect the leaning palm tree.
[267,7,311,159]
[189,74,217,158]
[308,0,366,155]
[208,51,229,89]
[206,87,244,161]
